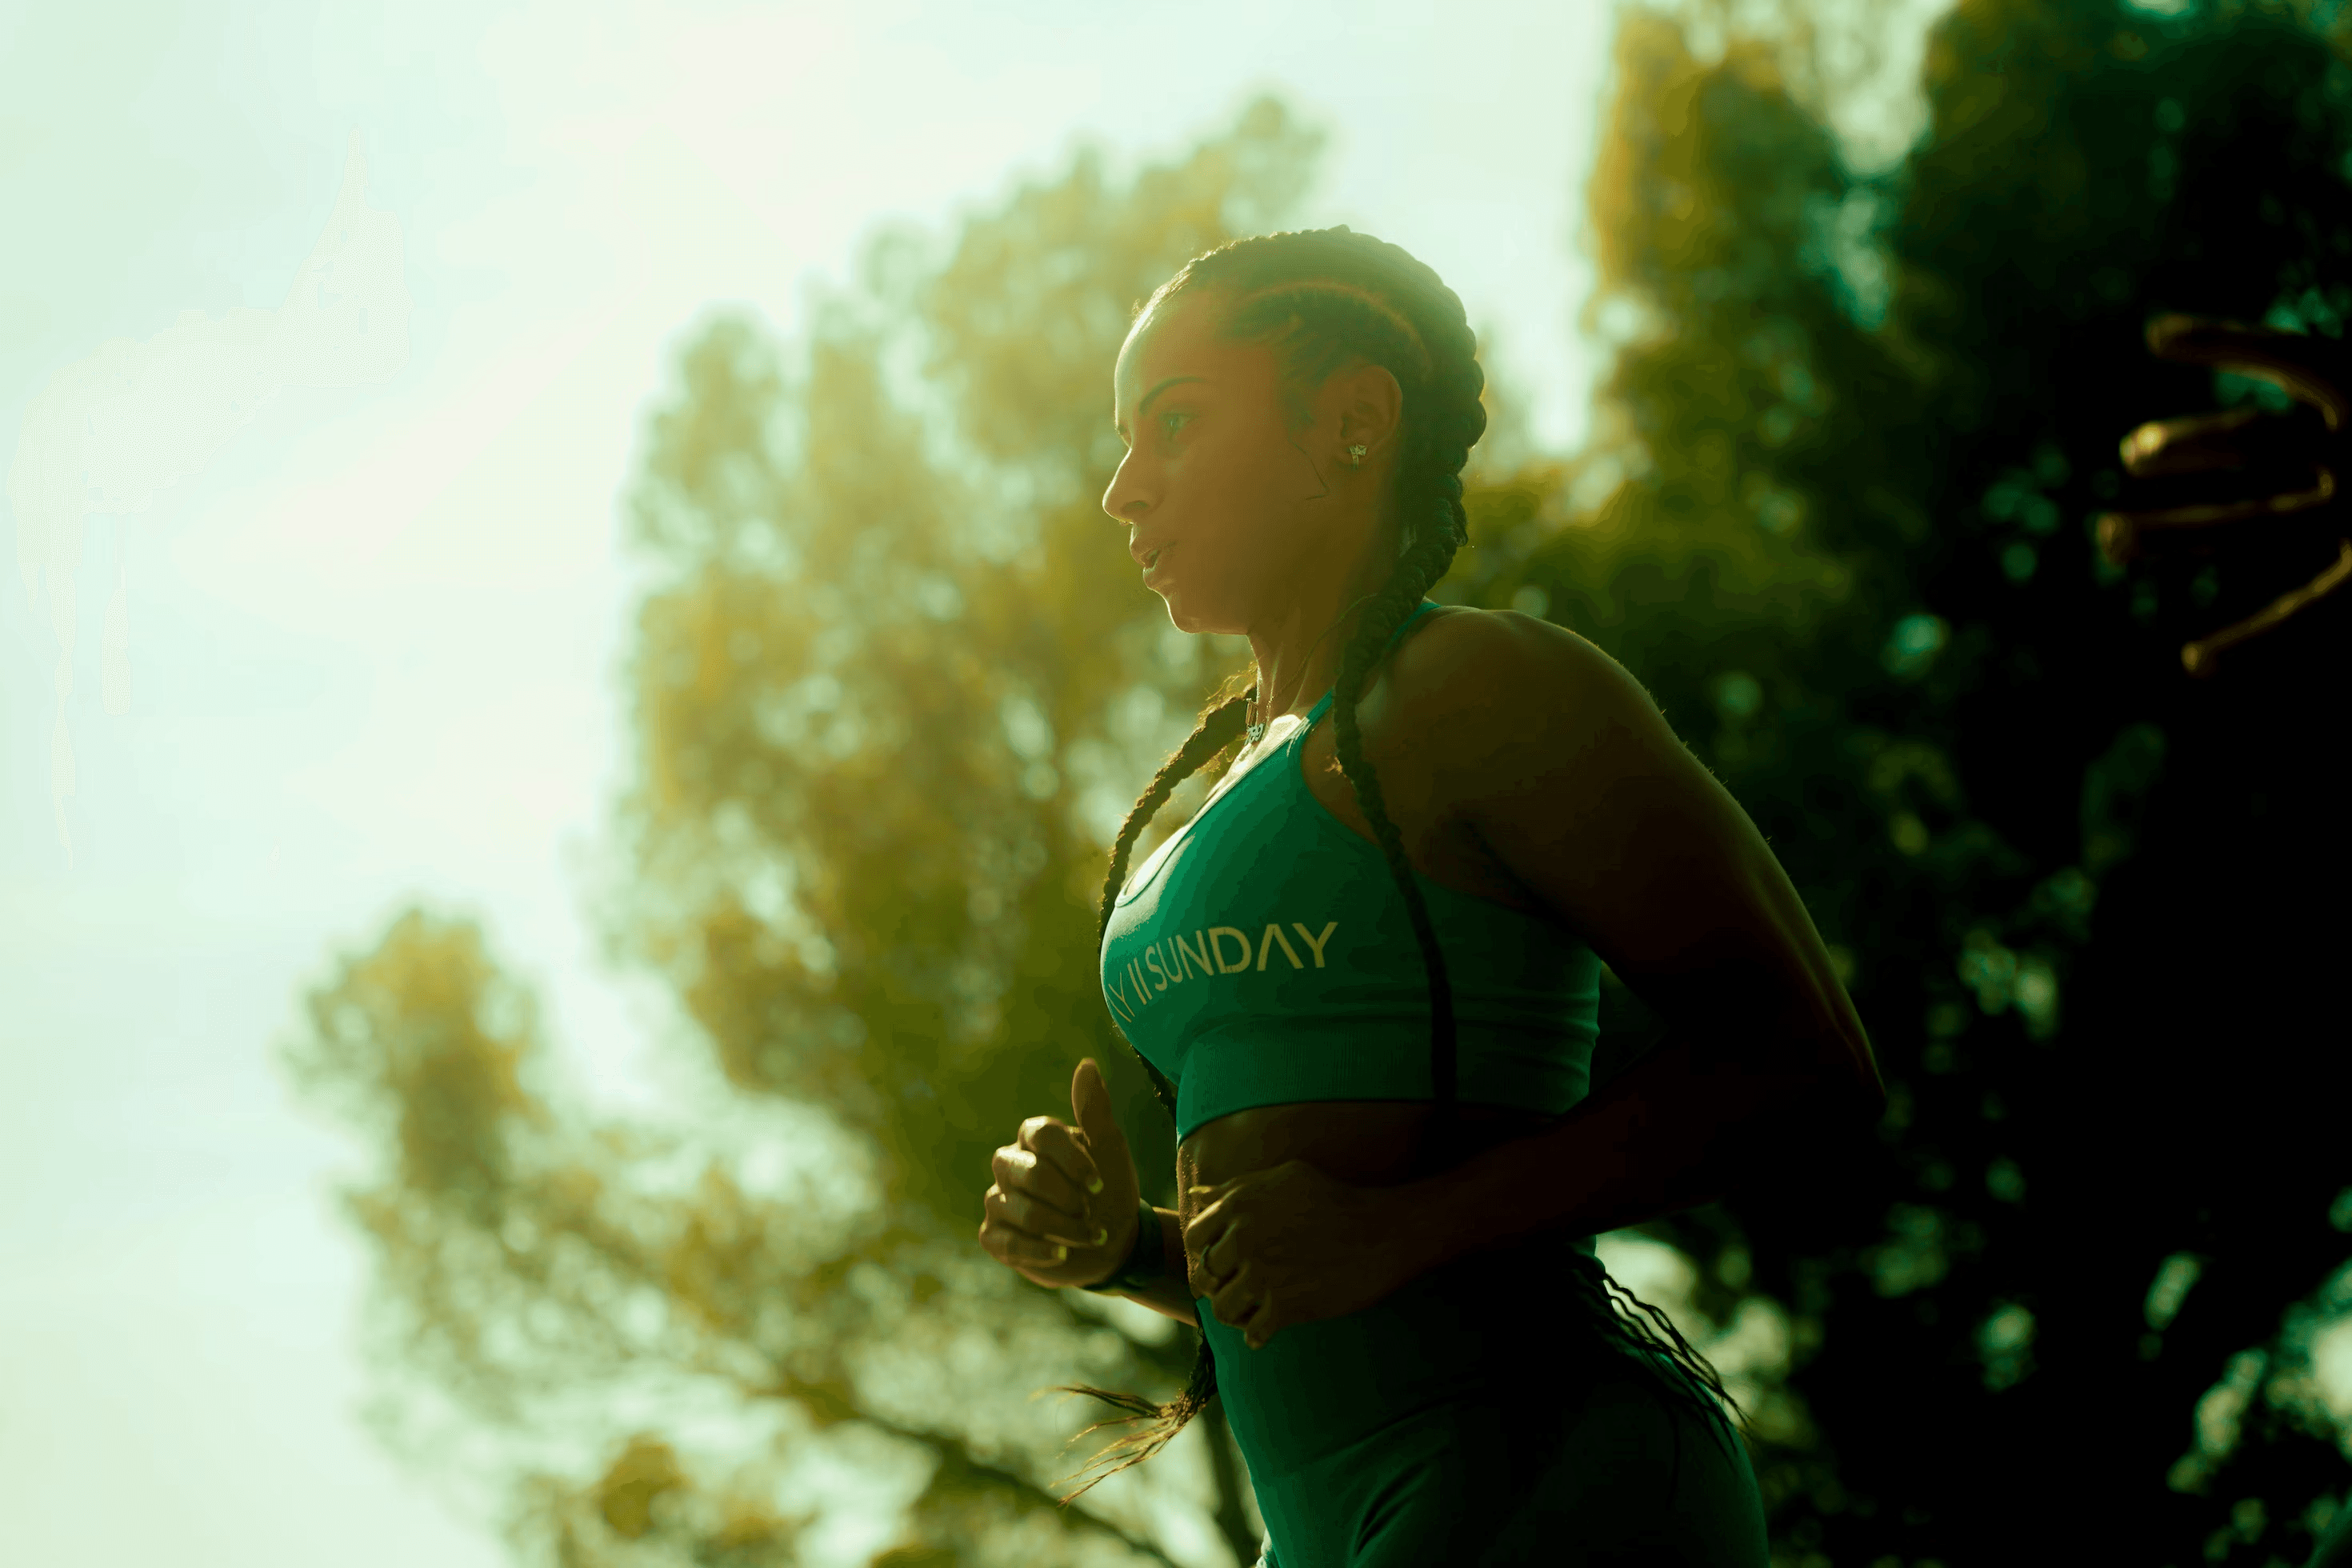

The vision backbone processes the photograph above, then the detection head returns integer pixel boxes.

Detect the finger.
[1210,1262,1262,1326]
[2145,314,2352,431]
[993,1142,1094,1222]
[1003,1130,1097,1218]
[979,1205,1073,1265]
[2095,469,2337,564]
[1069,1059,1128,1182]
[984,1184,1103,1249]
[979,1213,1042,1274]
[978,1210,1078,1269]
[1184,1181,1236,1218]
[1182,1205,1230,1262]
[1020,1116,1104,1198]
[1199,1250,1229,1298]
[992,1185,1100,1241]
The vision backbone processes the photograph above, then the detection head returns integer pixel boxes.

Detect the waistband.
[1200,1223,1619,1479]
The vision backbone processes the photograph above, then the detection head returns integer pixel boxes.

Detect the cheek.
[1182,507,1284,602]
[1190,447,1310,569]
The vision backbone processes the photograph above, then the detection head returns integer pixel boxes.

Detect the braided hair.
[1051,227,1744,1504]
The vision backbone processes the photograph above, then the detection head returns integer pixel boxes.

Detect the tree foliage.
[287,100,1357,1568]
[285,6,2352,1566]
[1511,2,2352,1564]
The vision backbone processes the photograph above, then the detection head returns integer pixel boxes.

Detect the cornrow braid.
[1327,526,1466,1127]
[1054,226,1742,1507]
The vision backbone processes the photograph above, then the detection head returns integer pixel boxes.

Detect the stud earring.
[1346,444,1366,467]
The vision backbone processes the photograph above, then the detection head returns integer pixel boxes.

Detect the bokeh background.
[6,1,2351,1566]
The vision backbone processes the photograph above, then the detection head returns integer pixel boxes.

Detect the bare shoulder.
[1374,605,1670,756]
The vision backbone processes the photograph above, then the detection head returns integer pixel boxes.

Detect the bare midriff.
[1172,1099,1559,1301]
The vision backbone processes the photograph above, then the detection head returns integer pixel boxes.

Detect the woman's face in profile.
[1102,294,1342,634]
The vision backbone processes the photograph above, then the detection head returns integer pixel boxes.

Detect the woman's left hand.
[1184,1160,1419,1350]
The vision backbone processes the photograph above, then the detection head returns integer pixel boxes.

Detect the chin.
[1156,587,1240,638]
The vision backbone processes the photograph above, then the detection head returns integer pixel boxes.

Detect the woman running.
[978,226,1885,1566]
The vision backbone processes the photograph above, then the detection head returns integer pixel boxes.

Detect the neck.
[1245,550,1407,727]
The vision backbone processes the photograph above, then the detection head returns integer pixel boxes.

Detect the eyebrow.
[1114,376,1207,441]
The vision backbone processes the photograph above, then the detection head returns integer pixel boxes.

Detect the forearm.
[1389,1033,1871,1280]
[1102,1206,1198,1328]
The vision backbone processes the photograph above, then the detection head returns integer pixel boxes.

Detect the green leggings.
[1243,1358,1769,1566]
[1204,1234,1770,1568]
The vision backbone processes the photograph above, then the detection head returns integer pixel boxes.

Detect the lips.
[1134,538,1173,573]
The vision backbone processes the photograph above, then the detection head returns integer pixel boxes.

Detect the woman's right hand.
[978,1057,1146,1290]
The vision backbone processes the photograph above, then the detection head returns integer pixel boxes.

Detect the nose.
[1102,448,1151,527]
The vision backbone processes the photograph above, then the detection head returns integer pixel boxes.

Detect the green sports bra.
[1099,602,1604,1142]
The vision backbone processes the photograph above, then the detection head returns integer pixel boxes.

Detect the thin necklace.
[1246,595,1374,746]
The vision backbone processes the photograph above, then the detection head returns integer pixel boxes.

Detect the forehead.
[1115,293,1234,393]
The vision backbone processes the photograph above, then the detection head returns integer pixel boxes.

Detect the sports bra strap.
[1302,599,1442,726]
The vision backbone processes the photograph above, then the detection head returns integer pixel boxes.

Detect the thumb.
[1070,1058,1130,1170]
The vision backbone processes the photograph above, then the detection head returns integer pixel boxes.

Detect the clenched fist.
[978,1058,1146,1290]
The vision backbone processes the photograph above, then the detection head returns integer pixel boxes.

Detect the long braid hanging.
[1053,228,1745,1509]
[1048,687,1249,1496]
[1092,687,1254,1118]
[1326,509,1467,1151]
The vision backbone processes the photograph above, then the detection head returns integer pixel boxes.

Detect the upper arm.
[1418,612,1881,1103]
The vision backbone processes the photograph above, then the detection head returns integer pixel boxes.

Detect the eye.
[1159,409,1193,440]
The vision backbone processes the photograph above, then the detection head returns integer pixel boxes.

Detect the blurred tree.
[282,98,1391,1568]
[1472,2,2352,1564]
[289,3,2352,1564]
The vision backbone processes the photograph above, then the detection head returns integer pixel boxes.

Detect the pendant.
[1246,722,1267,744]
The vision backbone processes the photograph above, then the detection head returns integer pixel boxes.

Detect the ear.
[1330,359,1405,458]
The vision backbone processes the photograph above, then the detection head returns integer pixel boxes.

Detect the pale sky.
[0,2,1951,1565]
